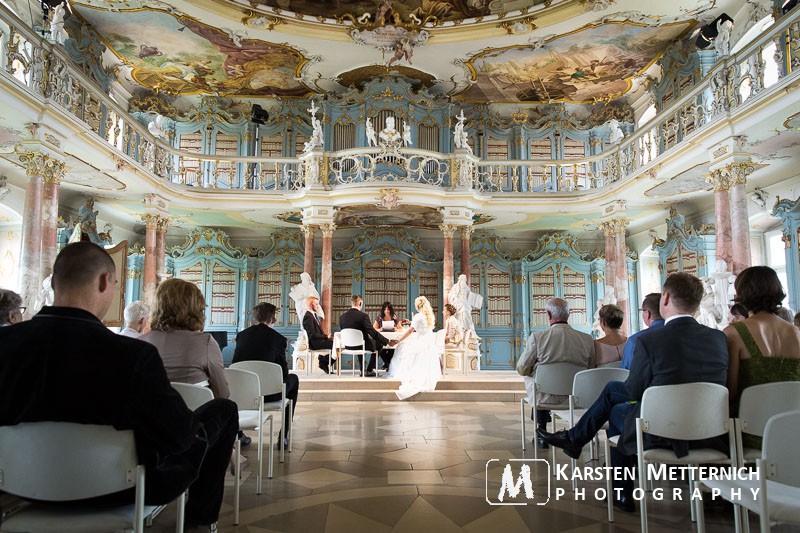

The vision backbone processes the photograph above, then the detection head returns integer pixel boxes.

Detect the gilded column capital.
[706,169,732,192]
[142,213,159,230]
[18,150,66,185]
[439,224,458,238]
[707,159,757,190]
[461,225,474,239]
[301,224,317,238]
[599,218,628,237]
[319,223,337,237]
[155,215,171,233]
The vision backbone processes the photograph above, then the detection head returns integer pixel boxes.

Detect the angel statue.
[303,101,324,152]
[448,274,481,334]
[697,277,722,329]
[452,109,472,154]
[147,114,166,138]
[33,275,55,315]
[607,119,624,144]
[365,117,377,147]
[49,3,69,45]
[402,123,412,147]
[714,17,734,57]
[289,272,324,323]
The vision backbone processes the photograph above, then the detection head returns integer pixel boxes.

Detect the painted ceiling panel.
[73,5,309,96]
[459,21,693,103]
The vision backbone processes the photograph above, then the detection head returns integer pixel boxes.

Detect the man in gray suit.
[516,298,594,449]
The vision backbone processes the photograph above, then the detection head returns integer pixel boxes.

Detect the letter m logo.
[485,459,550,506]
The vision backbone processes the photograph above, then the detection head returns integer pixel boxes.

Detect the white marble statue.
[33,275,54,314]
[697,277,722,328]
[303,101,324,152]
[147,114,166,138]
[607,119,624,144]
[289,272,324,323]
[714,17,734,57]
[448,274,479,333]
[365,117,377,147]
[592,288,617,336]
[379,116,401,144]
[452,109,472,154]
[50,3,68,45]
[709,259,736,326]
[402,123,412,147]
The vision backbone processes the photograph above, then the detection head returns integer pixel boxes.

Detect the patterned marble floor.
[151,401,798,532]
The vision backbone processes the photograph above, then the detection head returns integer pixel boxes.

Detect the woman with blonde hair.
[140,278,229,399]
[386,296,441,399]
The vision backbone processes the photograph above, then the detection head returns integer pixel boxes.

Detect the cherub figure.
[50,3,68,45]
[366,117,377,147]
[402,123,412,147]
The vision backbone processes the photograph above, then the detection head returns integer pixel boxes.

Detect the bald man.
[0,242,238,531]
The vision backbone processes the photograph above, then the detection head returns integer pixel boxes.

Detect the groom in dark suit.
[538,272,728,512]
[340,295,394,377]
[302,296,334,373]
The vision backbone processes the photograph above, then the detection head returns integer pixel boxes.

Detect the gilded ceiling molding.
[17,150,66,184]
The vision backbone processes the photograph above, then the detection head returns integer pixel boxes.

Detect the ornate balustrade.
[2,2,799,195]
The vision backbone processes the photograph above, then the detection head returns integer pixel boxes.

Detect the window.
[638,104,657,129]
[765,231,790,306]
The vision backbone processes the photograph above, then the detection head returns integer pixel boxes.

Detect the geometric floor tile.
[280,467,357,489]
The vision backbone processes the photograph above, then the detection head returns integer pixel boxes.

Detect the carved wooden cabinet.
[653,208,715,284]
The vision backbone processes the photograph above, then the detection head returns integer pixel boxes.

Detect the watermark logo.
[485,458,550,506]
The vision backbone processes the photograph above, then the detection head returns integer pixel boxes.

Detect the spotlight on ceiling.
[251,104,269,125]
[694,13,734,50]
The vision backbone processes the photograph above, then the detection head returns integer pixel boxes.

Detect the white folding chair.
[635,382,736,533]
[697,410,800,533]
[339,328,374,377]
[231,361,293,461]
[519,362,586,462]
[224,367,273,525]
[550,367,629,491]
[736,382,800,467]
[171,382,214,410]
[0,422,185,533]
[301,327,333,375]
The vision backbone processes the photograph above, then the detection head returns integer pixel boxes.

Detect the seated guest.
[620,293,663,370]
[302,296,334,373]
[0,289,24,326]
[0,242,237,531]
[592,304,627,367]
[374,301,399,332]
[539,273,728,512]
[724,266,800,410]
[516,298,594,449]
[341,295,393,376]
[730,303,749,323]
[776,305,795,323]
[141,279,229,399]
[443,303,463,347]
[120,300,149,338]
[233,302,297,446]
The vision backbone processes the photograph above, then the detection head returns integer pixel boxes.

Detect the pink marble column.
[709,170,733,268]
[39,178,62,281]
[728,163,755,274]
[302,224,315,279]
[460,226,473,284]
[320,223,335,335]
[142,214,158,304]
[601,218,629,335]
[155,216,170,286]
[441,224,456,304]
[18,174,43,314]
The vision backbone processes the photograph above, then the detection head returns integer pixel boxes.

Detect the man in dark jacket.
[302,296,334,373]
[340,295,394,376]
[0,242,238,531]
[538,272,728,512]
[233,302,297,442]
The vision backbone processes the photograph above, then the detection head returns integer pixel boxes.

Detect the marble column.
[441,224,457,304]
[142,214,159,305]
[707,170,733,268]
[729,162,756,275]
[155,216,171,286]
[301,224,316,279]
[320,223,336,335]
[460,226,473,284]
[600,218,630,335]
[17,150,65,315]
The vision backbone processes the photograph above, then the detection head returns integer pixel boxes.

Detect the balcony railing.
[2,3,799,194]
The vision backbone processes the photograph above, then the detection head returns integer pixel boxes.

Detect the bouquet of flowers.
[400,319,411,328]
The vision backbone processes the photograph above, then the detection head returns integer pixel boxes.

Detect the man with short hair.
[302,296,334,373]
[620,292,664,370]
[0,289,23,326]
[120,300,150,338]
[516,297,594,449]
[0,242,238,532]
[539,273,728,512]
[339,295,394,377]
[232,302,297,445]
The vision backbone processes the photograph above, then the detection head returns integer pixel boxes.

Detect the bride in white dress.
[386,296,441,400]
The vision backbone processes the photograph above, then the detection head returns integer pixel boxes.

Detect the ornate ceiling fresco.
[459,21,693,103]
[72,5,309,96]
